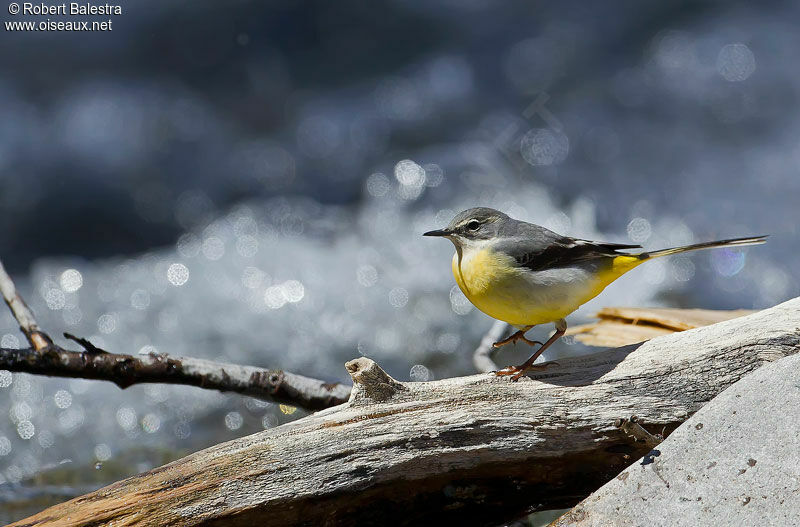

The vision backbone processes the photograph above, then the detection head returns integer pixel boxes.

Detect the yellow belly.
[451,249,643,326]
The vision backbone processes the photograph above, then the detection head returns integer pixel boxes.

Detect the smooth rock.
[554,353,800,527]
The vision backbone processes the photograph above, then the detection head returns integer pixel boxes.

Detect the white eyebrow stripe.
[456,217,497,228]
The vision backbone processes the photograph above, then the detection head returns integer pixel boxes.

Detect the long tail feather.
[639,235,768,260]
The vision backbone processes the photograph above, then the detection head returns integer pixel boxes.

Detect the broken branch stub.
[0,259,51,351]
[345,357,408,404]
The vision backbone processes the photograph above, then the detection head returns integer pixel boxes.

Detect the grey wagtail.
[424,207,766,380]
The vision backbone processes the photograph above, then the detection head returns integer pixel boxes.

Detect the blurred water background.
[1,0,799,522]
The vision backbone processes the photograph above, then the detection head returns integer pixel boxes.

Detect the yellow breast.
[451,247,516,297]
[451,247,534,325]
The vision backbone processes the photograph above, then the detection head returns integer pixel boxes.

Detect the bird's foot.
[492,331,543,349]
[492,361,559,381]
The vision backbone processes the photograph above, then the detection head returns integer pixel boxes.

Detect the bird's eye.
[466,220,480,231]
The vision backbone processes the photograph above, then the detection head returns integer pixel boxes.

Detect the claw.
[492,365,524,381]
[492,361,560,381]
[492,331,543,348]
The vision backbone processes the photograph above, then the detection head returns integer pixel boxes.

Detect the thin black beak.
[423,228,449,237]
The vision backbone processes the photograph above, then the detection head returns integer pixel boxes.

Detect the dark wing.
[573,238,643,252]
[495,221,642,272]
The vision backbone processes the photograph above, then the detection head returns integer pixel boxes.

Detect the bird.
[424,207,766,380]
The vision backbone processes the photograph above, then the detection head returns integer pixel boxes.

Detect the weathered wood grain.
[11,297,800,527]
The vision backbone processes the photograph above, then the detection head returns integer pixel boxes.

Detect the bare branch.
[0,344,350,410]
[0,257,350,410]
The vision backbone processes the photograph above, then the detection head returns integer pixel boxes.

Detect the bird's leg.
[491,325,542,348]
[494,319,566,381]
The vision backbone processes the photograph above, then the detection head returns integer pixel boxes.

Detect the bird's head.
[423,207,509,247]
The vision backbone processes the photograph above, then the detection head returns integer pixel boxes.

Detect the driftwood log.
[11,297,800,527]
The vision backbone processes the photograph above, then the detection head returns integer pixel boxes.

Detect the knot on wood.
[615,415,664,449]
[345,358,407,404]
[248,370,284,395]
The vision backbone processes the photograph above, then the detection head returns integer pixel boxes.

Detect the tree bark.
[10,297,800,527]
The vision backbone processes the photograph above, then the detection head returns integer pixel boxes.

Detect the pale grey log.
[11,297,800,527]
